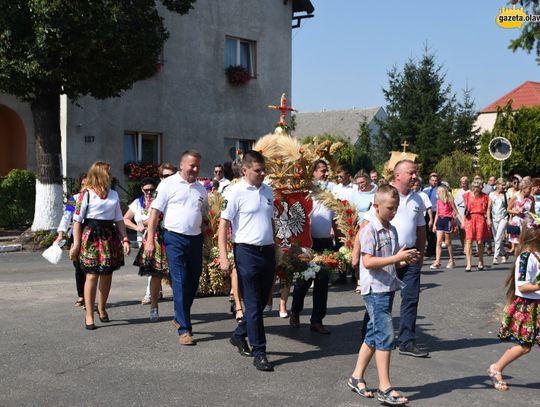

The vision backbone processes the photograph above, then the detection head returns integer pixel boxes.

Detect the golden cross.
[401,140,409,153]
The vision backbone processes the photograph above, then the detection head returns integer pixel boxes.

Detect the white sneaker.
[263,305,272,313]
[492,258,498,265]
[150,308,159,322]
[279,311,289,318]
[500,256,507,263]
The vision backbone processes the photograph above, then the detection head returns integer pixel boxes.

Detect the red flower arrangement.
[124,162,159,181]
[225,65,252,85]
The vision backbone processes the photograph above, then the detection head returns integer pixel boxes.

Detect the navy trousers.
[163,230,203,335]
[233,244,275,357]
[291,237,333,324]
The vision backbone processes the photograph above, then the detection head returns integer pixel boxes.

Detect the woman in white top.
[70,161,130,330]
[487,178,509,264]
[131,164,176,321]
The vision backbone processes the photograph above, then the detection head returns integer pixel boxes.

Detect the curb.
[0,244,22,253]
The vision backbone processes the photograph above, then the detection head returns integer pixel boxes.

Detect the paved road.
[0,248,538,406]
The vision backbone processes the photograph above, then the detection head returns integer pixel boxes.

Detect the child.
[430,185,463,270]
[348,185,420,405]
[488,213,540,391]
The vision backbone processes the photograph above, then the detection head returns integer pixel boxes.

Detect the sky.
[291,0,539,113]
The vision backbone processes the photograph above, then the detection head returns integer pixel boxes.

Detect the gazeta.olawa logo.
[496,4,540,28]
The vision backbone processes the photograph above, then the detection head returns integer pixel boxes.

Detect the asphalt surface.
[0,247,538,406]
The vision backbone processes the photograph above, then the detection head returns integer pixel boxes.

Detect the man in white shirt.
[218,151,276,372]
[290,160,337,335]
[363,159,428,357]
[333,164,354,200]
[145,150,208,346]
[422,173,439,257]
[213,164,231,193]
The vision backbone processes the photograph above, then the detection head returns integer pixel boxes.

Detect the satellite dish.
[488,137,512,161]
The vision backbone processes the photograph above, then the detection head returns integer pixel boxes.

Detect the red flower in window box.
[225,65,252,85]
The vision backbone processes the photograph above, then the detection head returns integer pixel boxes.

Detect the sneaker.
[399,344,429,358]
[492,258,499,265]
[149,308,159,322]
[263,305,272,313]
[141,296,151,305]
[500,256,507,263]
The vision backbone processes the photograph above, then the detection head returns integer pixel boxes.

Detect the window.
[124,131,161,164]
[225,37,256,76]
[224,138,255,161]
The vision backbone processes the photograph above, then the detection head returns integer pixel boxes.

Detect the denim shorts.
[436,216,453,233]
[362,291,395,351]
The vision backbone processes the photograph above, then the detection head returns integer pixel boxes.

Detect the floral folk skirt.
[133,227,169,279]
[498,296,540,346]
[79,219,124,275]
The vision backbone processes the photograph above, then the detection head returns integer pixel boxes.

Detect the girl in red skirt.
[70,161,131,330]
[488,215,540,391]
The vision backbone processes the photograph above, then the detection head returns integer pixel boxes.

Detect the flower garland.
[198,192,231,296]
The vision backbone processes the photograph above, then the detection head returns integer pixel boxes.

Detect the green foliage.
[479,101,540,177]
[0,169,36,229]
[126,181,143,205]
[355,120,374,172]
[509,0,540,64]
[374,46,484,177]
[433,151,476,188]
[0,0,196,101]
[34,229,57,248]
[453,86,480,155]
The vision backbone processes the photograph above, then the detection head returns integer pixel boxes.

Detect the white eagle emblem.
[274,201,306,247]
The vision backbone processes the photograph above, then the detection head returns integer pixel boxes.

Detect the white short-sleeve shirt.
[150,173,208,236]
[73,189,123,223]
[417,191,432,216]
[515,251,540,300]
[423,186,438,212]
[220,178,274,245]
[128,197,151,242]
[364,190,426,248]
[311,199,334,239]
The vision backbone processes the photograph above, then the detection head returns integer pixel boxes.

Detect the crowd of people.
[54,152,540,403]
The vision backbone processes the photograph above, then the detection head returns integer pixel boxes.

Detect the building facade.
[0,0,314,186]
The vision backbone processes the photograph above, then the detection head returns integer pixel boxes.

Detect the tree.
[453,86,480,155]
[509,0,540,64]
[433,151,476,188]
[479,101,540,178]
[374,47,457,176]
[355,119,374,172]
[0,0,196,230]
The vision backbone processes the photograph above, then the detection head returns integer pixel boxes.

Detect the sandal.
[429,263,440,270]
[446,260,454,269]
[75,298,84,307]
[376,387,408,405]
[487,365,508,391]
[354,284,362,294]
[235,308,244,323]
[347,376,373,398]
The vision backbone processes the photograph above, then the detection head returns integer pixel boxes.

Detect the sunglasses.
[143,188,155,193]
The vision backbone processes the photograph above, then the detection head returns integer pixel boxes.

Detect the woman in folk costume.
[70,161,131,330]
